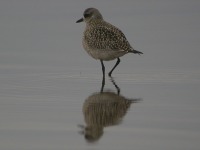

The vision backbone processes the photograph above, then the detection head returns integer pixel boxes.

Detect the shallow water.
[1,67,200,150]
[1,0,200,150]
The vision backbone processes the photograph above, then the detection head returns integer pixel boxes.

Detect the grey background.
[0,0,200,150]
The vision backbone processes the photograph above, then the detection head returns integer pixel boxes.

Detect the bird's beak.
[76,18,84,23]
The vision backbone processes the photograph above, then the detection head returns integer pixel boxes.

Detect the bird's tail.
[130,49,143,55]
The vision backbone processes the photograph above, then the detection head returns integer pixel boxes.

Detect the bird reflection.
[79,77,141,143]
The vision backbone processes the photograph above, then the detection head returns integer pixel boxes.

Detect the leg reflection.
[109,76,120,95]
[100,75,121,94]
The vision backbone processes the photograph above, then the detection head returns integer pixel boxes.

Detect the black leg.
[109,76,120,95]
[108,58,120,77]
[100,60,105,92]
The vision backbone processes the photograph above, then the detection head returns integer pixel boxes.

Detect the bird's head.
[76,8,103,23]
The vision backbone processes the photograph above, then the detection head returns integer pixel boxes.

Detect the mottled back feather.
[84,20,133,52]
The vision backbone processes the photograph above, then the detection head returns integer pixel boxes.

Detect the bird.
[76,7,143,83]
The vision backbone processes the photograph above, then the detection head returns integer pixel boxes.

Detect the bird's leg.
[108,58,120,77]
[100,60,105,93]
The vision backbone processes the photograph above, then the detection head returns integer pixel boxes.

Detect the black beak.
[76,18,84,23]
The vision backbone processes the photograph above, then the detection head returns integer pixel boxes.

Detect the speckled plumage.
[83,19,134,60]
[76,8,143,79]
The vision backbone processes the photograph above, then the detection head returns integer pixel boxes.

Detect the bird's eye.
[84,13,91,18]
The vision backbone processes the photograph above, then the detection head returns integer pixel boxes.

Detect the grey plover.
[76,8,143,80]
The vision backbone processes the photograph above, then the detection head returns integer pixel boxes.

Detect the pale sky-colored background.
[1,0,199,71]
[0,1,200,150]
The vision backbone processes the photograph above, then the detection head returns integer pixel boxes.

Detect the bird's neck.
[86,19,104,27]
